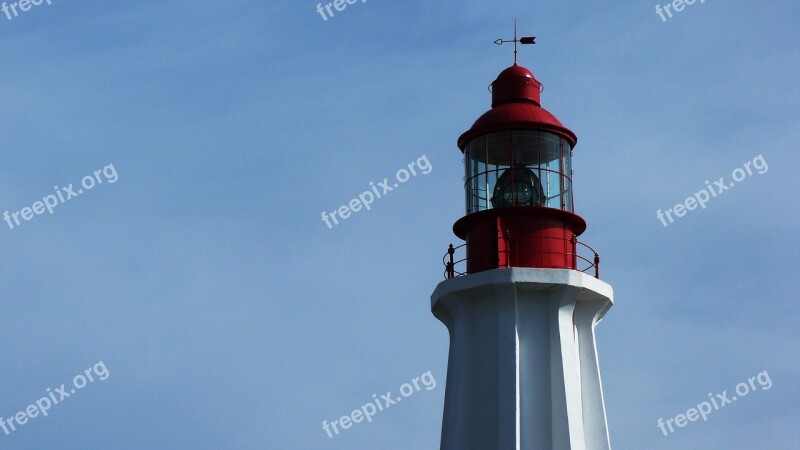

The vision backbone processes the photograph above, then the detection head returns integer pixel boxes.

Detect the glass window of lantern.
[539,132,561,209]
[465,130,573,214]
[561,138,574,211]
[486,132,512,209]
[464,146,470,212]
[465,136,487,213]
[507,131,543,207]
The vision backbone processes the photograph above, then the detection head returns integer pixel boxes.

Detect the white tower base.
[431,268,613,450]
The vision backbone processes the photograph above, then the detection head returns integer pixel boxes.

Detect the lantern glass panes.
[465,131,573,214]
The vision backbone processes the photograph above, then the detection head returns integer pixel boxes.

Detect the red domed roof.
[458,64,577,149]
[491,64,540,107]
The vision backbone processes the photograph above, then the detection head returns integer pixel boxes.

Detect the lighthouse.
[432,42,614,449]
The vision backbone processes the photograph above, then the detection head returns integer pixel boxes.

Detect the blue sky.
[1,0,798,448]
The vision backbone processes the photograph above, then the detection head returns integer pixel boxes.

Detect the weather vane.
[494,20,536,64]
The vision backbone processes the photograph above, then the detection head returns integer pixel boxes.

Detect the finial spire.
[493,19,536,65]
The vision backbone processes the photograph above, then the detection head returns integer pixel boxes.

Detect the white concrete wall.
[431,268,613,450]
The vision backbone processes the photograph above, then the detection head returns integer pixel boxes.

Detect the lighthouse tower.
[432,50,614,449]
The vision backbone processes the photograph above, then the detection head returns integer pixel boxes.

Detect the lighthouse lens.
[490,166,542,208]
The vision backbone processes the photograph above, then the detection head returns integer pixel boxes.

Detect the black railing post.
[571,235,578,269]
[446,244,455,279]
[594,253,600,279]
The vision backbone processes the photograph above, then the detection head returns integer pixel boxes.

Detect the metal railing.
[443,235,599,279]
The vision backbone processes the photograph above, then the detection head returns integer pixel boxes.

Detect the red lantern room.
[444,63,600,278]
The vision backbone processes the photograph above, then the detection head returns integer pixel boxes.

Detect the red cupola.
[444,63,599,278]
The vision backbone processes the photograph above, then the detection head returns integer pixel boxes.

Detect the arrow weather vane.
[494,20,536,64]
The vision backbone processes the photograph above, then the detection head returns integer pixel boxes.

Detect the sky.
[0,0,798,449]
